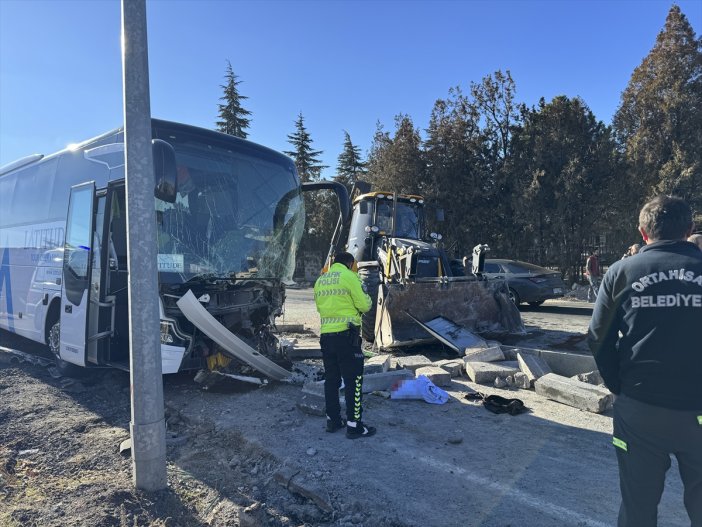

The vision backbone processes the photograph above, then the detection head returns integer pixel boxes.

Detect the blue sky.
[1,0,700,179]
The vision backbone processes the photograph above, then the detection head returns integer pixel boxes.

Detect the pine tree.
[284,113,328,182]
[365,115,424,193]
[335,131,366,188]
[511,96,620,276]
[216,60,252,139]
[613,5,702,211]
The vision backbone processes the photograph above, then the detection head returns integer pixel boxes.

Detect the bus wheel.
[47,320,82,377]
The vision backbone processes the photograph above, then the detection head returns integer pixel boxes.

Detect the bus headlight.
[160,320,189,347]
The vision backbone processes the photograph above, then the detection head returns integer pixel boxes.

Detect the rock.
[306,447,317,456]
[513,372,531,389]
[297,395,326,417]
[494,377,507,388]
[504,375,515,387]
[574,370,605,386]
[447,436,463,445]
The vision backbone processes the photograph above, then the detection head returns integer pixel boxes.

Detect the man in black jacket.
[588,195,702,527]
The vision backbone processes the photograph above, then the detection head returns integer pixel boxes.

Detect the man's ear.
[639,227,650,243]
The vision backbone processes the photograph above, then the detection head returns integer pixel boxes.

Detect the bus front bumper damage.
[176,290,292,381]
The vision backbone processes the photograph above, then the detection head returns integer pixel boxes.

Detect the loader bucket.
[374,278,525,349]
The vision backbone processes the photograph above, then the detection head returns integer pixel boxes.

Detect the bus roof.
[0,119,294,178]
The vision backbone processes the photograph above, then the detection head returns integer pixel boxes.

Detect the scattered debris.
[273,466,333,512]
[513,372,531,389]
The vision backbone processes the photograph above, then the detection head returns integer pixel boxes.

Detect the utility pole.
[121,0,167,491]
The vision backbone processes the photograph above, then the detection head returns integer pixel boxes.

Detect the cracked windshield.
[155,133,304,283]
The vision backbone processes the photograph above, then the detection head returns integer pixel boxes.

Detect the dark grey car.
[482,259,567,306]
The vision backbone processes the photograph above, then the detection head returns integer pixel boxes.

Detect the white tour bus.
[0,119,346,375]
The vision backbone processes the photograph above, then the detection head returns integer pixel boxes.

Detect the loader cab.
[346,192,425,262]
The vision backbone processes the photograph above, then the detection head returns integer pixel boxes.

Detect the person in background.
[688,233,702,251]
[585,248,602,302]
[621,243,641,260]
[314,252,376,439]
[588,195,702,527]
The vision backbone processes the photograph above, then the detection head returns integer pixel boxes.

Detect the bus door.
[101,182,130,366]
[60,182,97,366]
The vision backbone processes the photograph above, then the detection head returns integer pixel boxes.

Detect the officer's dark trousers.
[320,329,364,424]
[613,394,702,527]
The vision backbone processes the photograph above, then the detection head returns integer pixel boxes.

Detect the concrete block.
[301,380,325,398]
[514,372,531,389]
[415,366,452,387]
[518,353,552,383]
[433,360,464,377]
[362,369,414,393]
[396,355,432,372]
[364,354,391,374]
[574,370,604,386]
[277,323,306,333]
[534,373,613,414]
[486,340,502,348]
[464,345,505,362]
[464,362,519,384]
[287,347,322,360]
[504,346,596,377]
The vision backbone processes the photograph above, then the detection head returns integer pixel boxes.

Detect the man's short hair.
[333,251,355,268]
[638,195,692,241]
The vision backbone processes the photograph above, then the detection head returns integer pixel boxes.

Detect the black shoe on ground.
[326,418,346,433]
[346,422,376,439]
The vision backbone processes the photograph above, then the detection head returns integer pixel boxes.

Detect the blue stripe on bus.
[0,247,14,332]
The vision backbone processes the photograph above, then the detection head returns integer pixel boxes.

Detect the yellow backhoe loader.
[326,184,525,349]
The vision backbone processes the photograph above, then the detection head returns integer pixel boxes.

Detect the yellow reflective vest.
[314,262,372,334]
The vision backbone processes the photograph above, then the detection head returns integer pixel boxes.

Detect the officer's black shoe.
[326,418,346,433]
[346,421,376,439]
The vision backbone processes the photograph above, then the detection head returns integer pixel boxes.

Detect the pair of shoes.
[346,421,376,439]
[326,418,346,433]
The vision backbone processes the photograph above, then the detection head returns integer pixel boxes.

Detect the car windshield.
[154,129,303,283]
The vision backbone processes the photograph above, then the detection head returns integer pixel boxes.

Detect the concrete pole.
[121,0,167,491]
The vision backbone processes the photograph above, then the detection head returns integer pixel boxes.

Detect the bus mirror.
[152,139,177,203]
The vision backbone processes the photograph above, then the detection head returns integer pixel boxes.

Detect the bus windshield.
[154,129,304,283]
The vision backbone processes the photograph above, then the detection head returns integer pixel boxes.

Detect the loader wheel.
[358,265,381,342]
[508,288,521,306]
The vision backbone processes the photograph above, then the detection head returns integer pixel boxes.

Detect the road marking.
[395,442,610,527]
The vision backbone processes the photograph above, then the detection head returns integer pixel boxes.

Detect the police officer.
[588,195,702,527]
[314,251,375,439]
